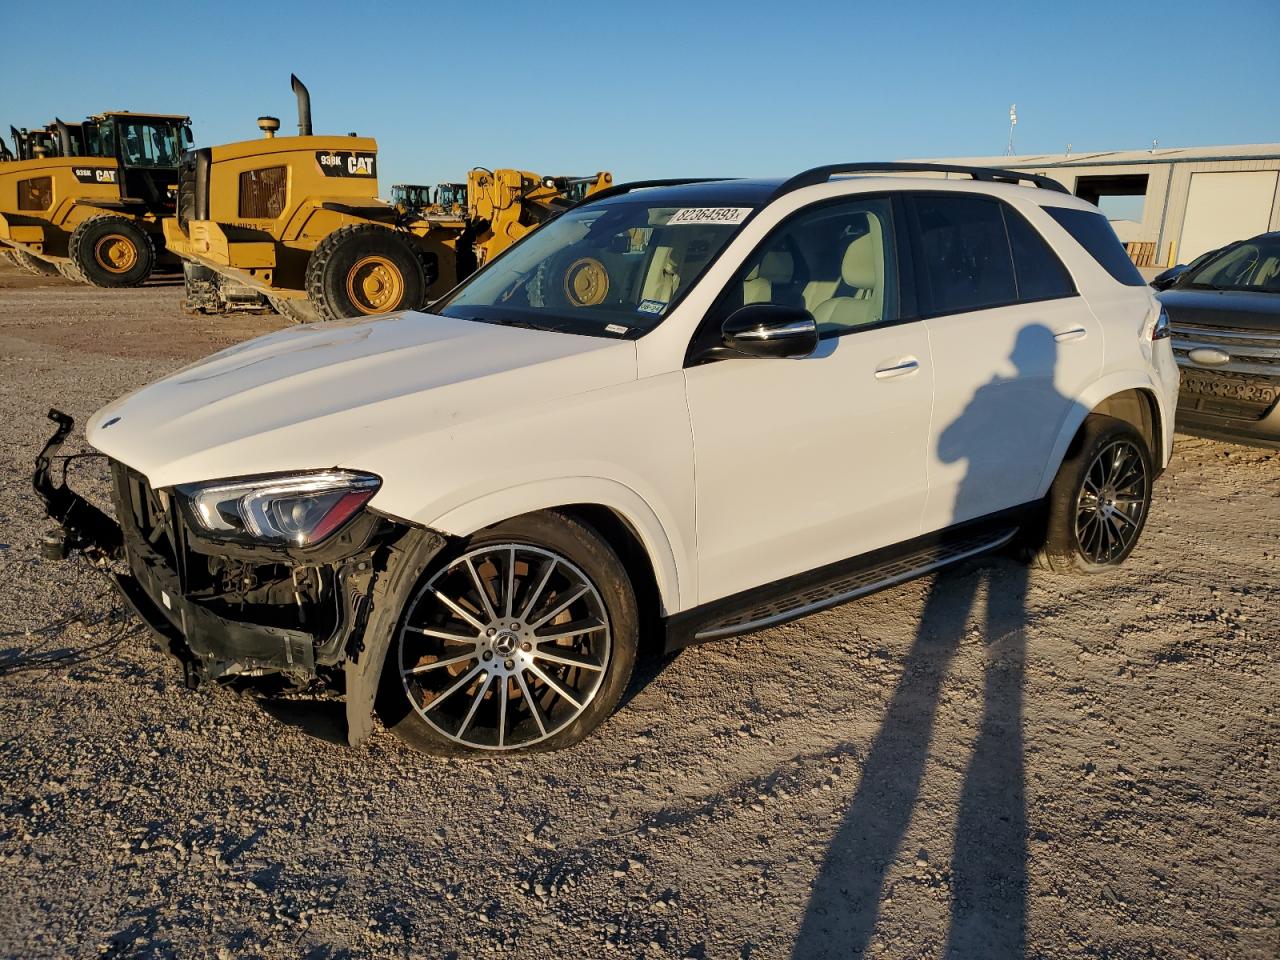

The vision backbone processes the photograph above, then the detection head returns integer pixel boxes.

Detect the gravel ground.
[0,260,1276,959]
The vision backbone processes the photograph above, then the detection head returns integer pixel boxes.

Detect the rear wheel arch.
[1087,388,1162,463]
[1041,380,1169,498]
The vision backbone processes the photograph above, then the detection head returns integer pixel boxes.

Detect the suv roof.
[590,163,1072,210]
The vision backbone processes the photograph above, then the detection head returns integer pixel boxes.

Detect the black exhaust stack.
[55,118,72,157]
[10,126,23,159]
[291,74,312,137]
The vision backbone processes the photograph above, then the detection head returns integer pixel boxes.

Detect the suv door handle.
[874,358,920,380]
[1054,327,1088,343]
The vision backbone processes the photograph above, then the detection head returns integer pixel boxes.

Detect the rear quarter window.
[1045,207,1146,286]
[1003,207,1076,301]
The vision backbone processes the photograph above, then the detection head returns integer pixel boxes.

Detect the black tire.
[0,248,18,267]
[1033,414,1153,575]
[267,295,319,324]
[57,260,86,284]
[12,249,60,276]
[69,216,155,287]
[377,511,639,755]
[305,224,427,322]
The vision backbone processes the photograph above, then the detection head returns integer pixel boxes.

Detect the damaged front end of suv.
[34,409,446,745]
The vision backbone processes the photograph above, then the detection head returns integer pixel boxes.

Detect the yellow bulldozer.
[0,112,193,285]
[165,76,611,322]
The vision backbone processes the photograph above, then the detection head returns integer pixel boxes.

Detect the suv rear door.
[683,195,933,604]
[905,192,1103,531]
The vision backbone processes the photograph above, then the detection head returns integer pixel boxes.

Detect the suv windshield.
[437,199,757,336]
[1183,235,1280,292]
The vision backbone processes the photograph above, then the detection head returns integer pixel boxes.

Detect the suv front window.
[437,199,757,337]
[1184,235,1280,291]
[718,197,898,336]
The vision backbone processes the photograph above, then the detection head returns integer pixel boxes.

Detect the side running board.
[694,528,1018,642]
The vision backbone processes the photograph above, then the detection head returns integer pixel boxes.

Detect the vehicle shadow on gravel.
[793,326,1064,957]
[792,560,1030,957]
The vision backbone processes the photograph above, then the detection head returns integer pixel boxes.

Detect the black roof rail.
[774,162,1070,197]
[575,177,736,207]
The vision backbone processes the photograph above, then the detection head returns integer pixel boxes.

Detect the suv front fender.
[426,476,690,616]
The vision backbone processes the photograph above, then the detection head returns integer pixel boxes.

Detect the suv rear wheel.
[1035,414,1153,574]
[378,512,638,754]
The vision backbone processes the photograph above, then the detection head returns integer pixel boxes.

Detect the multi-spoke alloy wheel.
[1074,439,1148,563]
[396,543,613,751]
[1033,414,1154,576]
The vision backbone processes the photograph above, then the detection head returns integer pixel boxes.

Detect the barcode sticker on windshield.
[667,207,752,226]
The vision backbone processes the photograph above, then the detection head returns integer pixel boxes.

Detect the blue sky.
[2,0,1277,190]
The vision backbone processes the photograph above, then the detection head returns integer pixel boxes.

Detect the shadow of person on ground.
[793,325,1065,957]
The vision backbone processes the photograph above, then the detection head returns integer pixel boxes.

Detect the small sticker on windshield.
[605,323,631,335]
[637,299,667,315]
[667,207,752,226]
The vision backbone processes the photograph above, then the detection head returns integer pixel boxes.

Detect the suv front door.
[683,196,934,605]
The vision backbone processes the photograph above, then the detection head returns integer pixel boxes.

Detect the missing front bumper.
[33,409,448,744]
[34,410,366,687]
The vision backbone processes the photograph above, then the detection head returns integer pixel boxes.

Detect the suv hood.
[87,311,637,489]
[1158,288,1280,332]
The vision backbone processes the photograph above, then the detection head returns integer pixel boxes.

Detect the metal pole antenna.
[1006,104,1017,156]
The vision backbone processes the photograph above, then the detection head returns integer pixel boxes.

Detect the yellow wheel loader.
[1,122,85,277]
[0,113,193,285]
[389,184,435,216]
[165,75,611,322]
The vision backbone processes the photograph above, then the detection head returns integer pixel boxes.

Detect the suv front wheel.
[1035,414,1154,575]
[378,512,638,754]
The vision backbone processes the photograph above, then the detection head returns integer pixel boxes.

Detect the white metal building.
[916,144,1280,267]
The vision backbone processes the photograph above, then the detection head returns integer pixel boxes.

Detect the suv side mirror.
[719,304,819,360]
[1150,264,1186,290]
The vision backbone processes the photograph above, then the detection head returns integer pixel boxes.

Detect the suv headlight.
[177,470,380,546]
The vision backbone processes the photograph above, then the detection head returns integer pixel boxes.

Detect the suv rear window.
[911,194,1017,315]
[1045,207,1146,286]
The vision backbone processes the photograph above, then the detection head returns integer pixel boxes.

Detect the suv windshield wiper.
[460,315,546,331]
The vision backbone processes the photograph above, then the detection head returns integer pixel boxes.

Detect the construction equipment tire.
[13,249,60,276]
[306,224,427,322]
[268,295,320,324]
[69,216,155,287]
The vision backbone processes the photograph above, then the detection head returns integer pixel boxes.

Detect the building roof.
[918,144,1280,169]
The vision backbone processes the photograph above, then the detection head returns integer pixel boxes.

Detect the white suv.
[37,163,1180,754]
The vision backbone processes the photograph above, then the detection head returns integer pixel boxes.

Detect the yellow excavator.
[0,112,193,284]
[165,75,610,321]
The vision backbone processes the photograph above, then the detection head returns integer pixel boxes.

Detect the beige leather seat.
[743,251,794,304]
[812,216,884,330]
[641,245,681,303]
